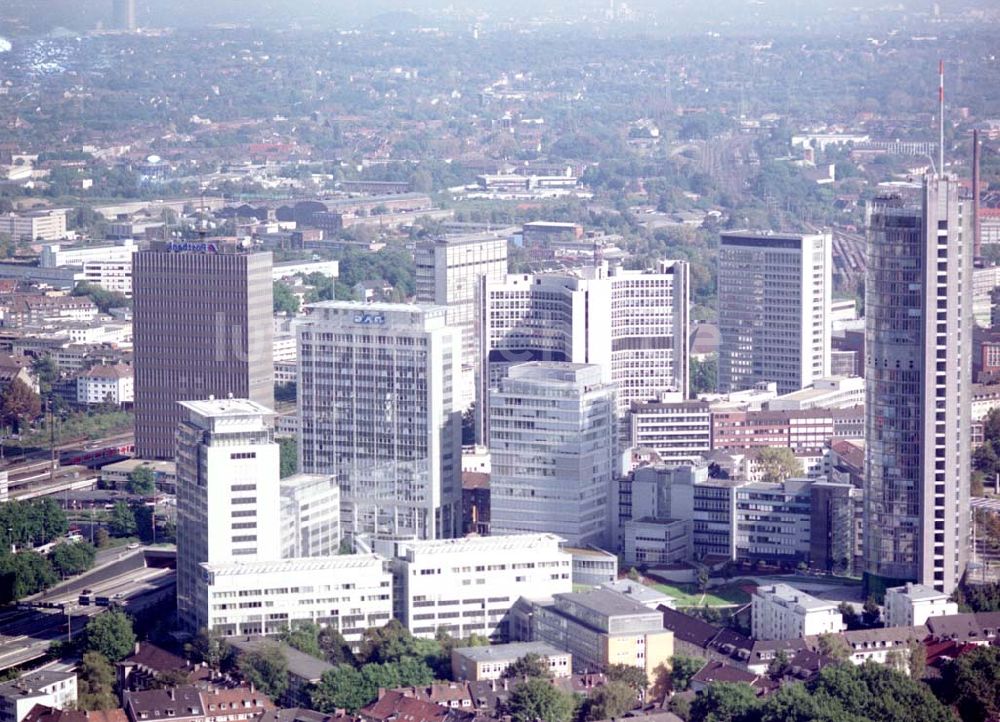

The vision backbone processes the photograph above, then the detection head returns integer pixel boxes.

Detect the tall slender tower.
[863,175,970,596]
[112,0,137,32]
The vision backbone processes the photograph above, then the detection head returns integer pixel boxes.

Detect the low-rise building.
[227,638,333,708]
[805,626,929,666]
[0,671,77,722]
[563,546,618,587]
[392,534,572,641]
[764,376,865,411]
[599,580,675,610]
[451,642,571,681]
[527,589,674,680]
[623,517,692,566]
[198,555,392,646]
[884,583,959,628]
[735,480,812,564]
[101,459,176,494]
[2,210,68,242]
[76,364,133,406]
[751,584,844,641]
[122,686,273,722]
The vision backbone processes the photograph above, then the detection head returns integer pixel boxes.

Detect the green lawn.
[650,581,753,607]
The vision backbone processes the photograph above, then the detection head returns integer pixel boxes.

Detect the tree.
[755,447,803,483]
[689,682,760,722]
[505,678,576,722]
[94,527,110,549]
[279,437,297,479]
[816,633,851,662]
[862,596,881,626]
[238,643,289,699]
[281,622,323,660]
[187,628,228,671]
[580,681,636,721]
[670,656,705,692]
[273,282,301,314]
[127,465,156,496]
[690,357,717,396]
[318,626,355,666]
[940,645,1000,722]
[84,609,136,662]
[668,695,691,722]
[78,651,117,711]
[312,665,370,713]
[697,566,710,593]
[606,663,648,691]
[49,540,97,577]
[837,601,861,630]
[108,501,137,537]
[766,650,791,680]
[71,282,130,313]
[0,550,57,603]
[30,356,60,396]
[503,653,552,679]
[0,379,41,433]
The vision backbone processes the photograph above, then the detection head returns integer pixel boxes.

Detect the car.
[127,542,140,550]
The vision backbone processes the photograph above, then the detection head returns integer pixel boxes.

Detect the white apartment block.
[489,363,616,546]
[0,671,77,722]
[392,533,572,641]
[718,232,831,395]
[751,583,844,641]
[176,398,282,631]
[415,234,508,407]
[884,583,959,628]
[628,392,711,464]
[82,259,134,297]
[280,473,340,558]
[200,555,392,644]
[2,210,68,243]
[298,302,463,540]
[273,334,297,364]
[479,261,689,440]
[451,642,572,681]
[40,239,136,268]
[765,375,865,411]
[76,364,134,406]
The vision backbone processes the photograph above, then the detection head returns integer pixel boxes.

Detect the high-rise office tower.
[489,362,616,546]
[298,302,463,540]
[479,261,688,440]
[133,242,273,459]
[718,232,831,395]
[112,0,137,31]
[175,398,280,631]
[415,234,508,407]
[863,176,970,595]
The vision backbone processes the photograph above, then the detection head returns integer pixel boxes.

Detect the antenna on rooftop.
[938,59,945,174]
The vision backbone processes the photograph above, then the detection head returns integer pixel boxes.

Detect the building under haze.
[112,0,136,31]
[297,301,463,540]
[718,231,831,395]
[133,241,274,460]
[864,175,970,596]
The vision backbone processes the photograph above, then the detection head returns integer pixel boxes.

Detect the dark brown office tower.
[133,241,273,459]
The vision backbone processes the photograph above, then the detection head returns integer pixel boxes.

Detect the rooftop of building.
[887,582,952,602]
[178,396,275,420]
[690,660,755,686]
[599,580,673,606]
[554,588,658,619]
[395,533,565,557]
[227,637,333,682]
[305,300,442,315]
[82,364,132,379]
[660,607,721,648]
[0,670,76,697]
[202,554,385,576]
[755,584,839,612]
[505,362,605,385]
[361,690,475,722]
[452,642,568,662]
[101,459,175,475]
[560,545,617,560]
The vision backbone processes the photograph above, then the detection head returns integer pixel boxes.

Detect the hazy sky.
[0,0,991,35]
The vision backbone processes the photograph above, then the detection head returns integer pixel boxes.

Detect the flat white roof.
[203,554,384,576]
[396,533,565,557]
[178,397,274,418]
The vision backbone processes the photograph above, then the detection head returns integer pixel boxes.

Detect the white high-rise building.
[175,397,389,641]
[175,398,282,631]
[298,302,463,540]
[392,533,572,640]
[864,176,970,595]
[479,261,688,440]
[718,232,832,395]
[751,583,845,641]
[489,363,616,546]
[415,234,508,407]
